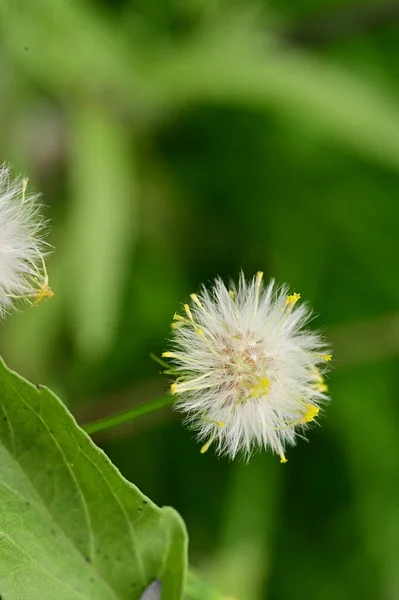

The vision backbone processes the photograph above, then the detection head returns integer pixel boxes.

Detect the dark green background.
[0,1,398,599]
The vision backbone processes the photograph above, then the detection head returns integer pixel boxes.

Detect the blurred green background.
[1,1,399,599]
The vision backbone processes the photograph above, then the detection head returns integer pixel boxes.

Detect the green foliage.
[0,358,187,599]
[67,104,137,360]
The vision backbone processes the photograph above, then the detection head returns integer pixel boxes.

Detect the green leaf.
[0,358,187,600]
[206,454,280,600]
[0,0,140,99]
[329,362,399,594]
[67,102,138,360]
[148,14,399,172]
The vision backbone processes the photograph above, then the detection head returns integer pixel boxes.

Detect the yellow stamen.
[251,271,263,323]
[163,352,203,366]
[200,438,214,454]
[200,415,225,453]
[171,321,184,330]
[320,353,332,362]
[195,327,220,357]
[173,313,187,322]
[298,403,319,424]
[202,415,225,428]
[280,452,288,464]
[315,382,328,393]
[286,292,301,307]
[32,284,54,306]
[311,366,324,383]
[228,290,235,300]
[22,177,29,202]
[190,293,203,309]
[171,371,214,394]
[250,376,271,397]
[184,303,194,321]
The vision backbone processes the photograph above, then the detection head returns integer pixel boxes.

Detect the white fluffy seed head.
[0,163,52,316]
[163,272,331,462]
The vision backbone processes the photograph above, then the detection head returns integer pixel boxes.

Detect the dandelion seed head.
[0,164,52,315]
[163,272,331,461]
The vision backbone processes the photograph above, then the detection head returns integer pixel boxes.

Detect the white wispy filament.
[163,272,331,462]
[0,164,52,315]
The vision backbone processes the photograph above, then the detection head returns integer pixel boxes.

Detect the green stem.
[82,395,175,435]
[149,352,170,370]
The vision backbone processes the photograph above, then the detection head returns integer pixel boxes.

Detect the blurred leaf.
[0,357,187,599]
[0,253,65,381]
[207,454,280,600]
[67,102,137,360]
[0,0,141,102]
[330,361,399,599]
[268,198,329,302]
[320,182,399,302]
[4,2,399,175]
[149,13,399,171]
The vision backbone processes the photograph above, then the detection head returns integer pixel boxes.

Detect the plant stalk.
[82,395,174,435]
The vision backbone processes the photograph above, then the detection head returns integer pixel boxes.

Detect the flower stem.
[82,395,174,435]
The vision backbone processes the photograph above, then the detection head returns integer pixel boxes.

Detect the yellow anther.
[173,313,186,321]
[299,403,319,424]
[201,410,225,427]
[184,303,194,322]
[200,438,214,454]
[250,376,271,397]
[162,352,176,358]
[320,353,332,362]
[172,314,187,329]
[33,284,54,306]
[196,328,205,338]
[311,366,324,383]
[259,377,270,392]
[22,177,29,201]
[315,382,328,393]
[252,271,264,322]
[286,292,301,307]
[280,452,288,464]
[228,290,235,300]
[200,416,224,453]
[311,365,328,392]
[170,382,178,395]
[190,293,203,309]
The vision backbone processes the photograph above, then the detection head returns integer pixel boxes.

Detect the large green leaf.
[0,358,187,600]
